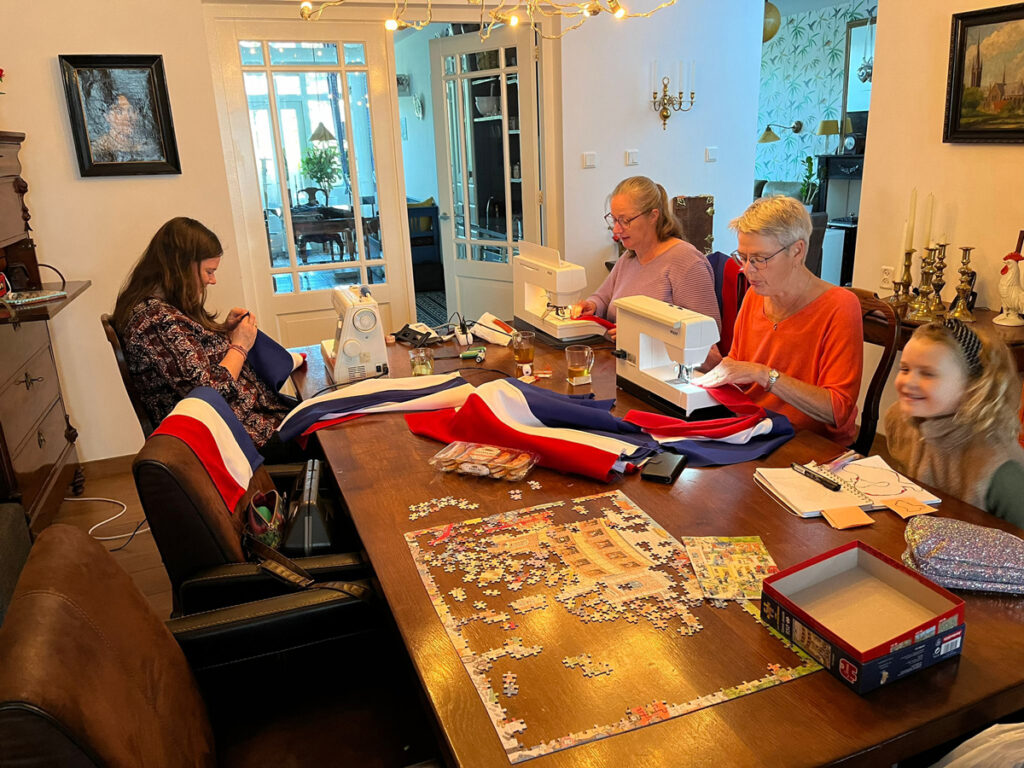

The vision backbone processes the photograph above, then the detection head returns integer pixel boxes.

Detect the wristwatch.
[765,368,781,392]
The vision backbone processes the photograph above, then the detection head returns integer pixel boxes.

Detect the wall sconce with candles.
[650,61,695,130]
[757,121,803,143]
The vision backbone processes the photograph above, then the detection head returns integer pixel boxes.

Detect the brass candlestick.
[890,249,915,309]
[928,242,949,315]
[949,246,976,323]
[906,247,938,323]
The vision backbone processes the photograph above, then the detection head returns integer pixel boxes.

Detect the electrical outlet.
[880,266,895,290]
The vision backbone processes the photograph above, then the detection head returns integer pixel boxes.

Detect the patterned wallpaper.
[755,0,873,183]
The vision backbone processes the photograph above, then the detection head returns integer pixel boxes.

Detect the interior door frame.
[205,10,415,344]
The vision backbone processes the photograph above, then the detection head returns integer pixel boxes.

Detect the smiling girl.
[884,319,1024,526]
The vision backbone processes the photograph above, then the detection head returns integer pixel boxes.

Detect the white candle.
[650,60,658,93]
[905,188,917,251]
[923,193,934,248]
[898,219,909,272]
[690,60,696,92]
[677,61,683,92]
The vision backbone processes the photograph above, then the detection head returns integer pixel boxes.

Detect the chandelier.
[299,0,680,39]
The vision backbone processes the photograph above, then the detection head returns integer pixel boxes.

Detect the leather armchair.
[0,525,438,768]
[133,434,367,616]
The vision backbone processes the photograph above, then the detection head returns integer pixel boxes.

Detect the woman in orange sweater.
[694,196,863,444]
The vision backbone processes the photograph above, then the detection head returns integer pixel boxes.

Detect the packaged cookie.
[429,442,539,481]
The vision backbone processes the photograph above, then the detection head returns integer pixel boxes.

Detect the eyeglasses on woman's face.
[730,242,794,270]
[604,210,651,230]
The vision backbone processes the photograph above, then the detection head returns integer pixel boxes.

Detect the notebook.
[753,455,940,518]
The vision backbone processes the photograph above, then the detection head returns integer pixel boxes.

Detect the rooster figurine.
[995,251,1024,326]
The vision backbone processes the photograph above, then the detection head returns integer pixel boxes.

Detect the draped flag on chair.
[278,373,474,443]
[406,378,658,482]
[623,385,794,466]
[152,386,264,510]
[247,330,306,391]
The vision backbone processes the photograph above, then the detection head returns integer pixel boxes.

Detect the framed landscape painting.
[58,54,181,176]
[944,3,1024,143]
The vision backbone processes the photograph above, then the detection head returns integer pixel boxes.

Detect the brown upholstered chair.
[101,313,157,437]
[849,288,901,456]
[672,194,714,255]
[133,433,366,615]
[0,525,439,768]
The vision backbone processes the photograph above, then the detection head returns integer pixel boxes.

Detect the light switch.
[582,152,597,169]
[625,149,639,166]
[705,146,718,163]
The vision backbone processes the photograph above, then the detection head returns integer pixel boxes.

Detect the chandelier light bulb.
[609,0,625,18]
[385,18,399,30]
[509,13,520,25]
[299,0,313,19]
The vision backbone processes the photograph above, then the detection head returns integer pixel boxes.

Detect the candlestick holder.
[928,242,949,315]
[889,249,915,309]
[948,246,976,323]
[906,247,938,323]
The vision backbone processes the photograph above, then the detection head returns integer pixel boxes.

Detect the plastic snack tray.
[429,441,539,481]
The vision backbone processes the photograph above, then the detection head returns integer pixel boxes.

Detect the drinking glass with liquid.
[512,331,535,375]
[409,347,434,376]
[565,344,594,385]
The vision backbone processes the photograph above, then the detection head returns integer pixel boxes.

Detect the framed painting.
[58,54,181,176]
[944,3,1024,143]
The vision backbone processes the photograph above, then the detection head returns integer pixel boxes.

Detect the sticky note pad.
[821,506,875,530]
[879,496,936,519]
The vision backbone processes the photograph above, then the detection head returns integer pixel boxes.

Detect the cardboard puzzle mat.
[406,490,821,763]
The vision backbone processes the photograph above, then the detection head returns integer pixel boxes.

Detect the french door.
[214,20,411,347]
[429,24,541,322]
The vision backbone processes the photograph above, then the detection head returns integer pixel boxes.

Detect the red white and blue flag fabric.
[248,330,306,391]
[623,385,794,466]
[278,373,474,443]
[151,387,263,511]
[406,379,658,482]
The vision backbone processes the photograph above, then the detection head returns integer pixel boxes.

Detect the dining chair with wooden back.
[848,288,901,456]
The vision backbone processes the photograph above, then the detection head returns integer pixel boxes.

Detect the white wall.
[0,0,245,462]
[559,0,763,296]
[855,0,1024,432]
[395,26,441,202]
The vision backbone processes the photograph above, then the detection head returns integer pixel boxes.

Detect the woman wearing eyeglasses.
[570,176,721,355]
[693,196,863,444]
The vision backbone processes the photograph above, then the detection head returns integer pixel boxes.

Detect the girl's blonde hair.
[913,320,1021,441]
[612,176,684,242]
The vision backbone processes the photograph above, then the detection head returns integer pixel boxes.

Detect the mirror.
[841,16,875,153]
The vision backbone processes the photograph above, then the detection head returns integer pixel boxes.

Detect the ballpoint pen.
[791,462,842,492]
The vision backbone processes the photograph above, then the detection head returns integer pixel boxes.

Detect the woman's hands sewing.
[222,307,257,380]
[570,299,597,320]
[691,357,769,389]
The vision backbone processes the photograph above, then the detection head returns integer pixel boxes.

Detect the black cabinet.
[814,154,863,215]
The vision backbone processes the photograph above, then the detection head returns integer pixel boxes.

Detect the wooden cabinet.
[0,131,86,532]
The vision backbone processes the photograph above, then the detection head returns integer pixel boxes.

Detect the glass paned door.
[219,21,410,347]
[430,24,540,322]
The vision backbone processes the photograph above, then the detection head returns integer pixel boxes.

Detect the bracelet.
[227,343,248,361]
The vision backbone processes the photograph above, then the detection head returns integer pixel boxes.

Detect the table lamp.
[816,119,840,154]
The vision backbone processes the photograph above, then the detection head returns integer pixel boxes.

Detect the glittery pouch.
[246,490,285,550]
[903,516,1024,595]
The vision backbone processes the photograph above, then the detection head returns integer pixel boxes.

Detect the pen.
[791,462,841,492]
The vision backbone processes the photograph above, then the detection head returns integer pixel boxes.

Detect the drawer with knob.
[0,344,60,447]
[10,399,70,513]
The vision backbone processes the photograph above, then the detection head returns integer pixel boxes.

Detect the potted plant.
[299,145,343,203]
[798,156,817,210]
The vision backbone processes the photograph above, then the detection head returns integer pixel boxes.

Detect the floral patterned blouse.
[122,297,290,447]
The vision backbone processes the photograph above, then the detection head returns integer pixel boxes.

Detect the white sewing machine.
[612,295,720,416]
[512,242,606,346]
[320,285,389,384]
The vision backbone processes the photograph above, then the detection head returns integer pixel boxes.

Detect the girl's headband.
[943,318,983,377]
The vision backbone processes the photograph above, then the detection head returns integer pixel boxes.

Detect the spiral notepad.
[753,455,939,518]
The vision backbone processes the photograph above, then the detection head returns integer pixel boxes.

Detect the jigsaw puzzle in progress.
[405,490,821,763]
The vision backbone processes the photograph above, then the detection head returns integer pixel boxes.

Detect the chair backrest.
[133,434,275,596]
[0,525,215,767]
[806,212,828,278]
[300,187,326,206]
[848,288,901,456]
[706,253,749,356]
[0,504,31,626]
[101,313,157,437]
[672,194,714,255]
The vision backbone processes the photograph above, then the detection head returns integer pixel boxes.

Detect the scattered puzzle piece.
[502,672,519,696]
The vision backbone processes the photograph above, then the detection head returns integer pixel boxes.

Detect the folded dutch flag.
[405,378,658,482]
[151,387,264,511]
[623,385,794,466]
[247,330,306,391]
[278,373,475,443]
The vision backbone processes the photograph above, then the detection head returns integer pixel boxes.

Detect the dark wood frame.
[58,54,181,177]
[944,3,1024,144]
[841,17,873,155]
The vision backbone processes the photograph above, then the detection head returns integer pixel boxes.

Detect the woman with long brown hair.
[114,217,294,459]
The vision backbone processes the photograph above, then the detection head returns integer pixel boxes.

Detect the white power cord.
[64,496,151,549]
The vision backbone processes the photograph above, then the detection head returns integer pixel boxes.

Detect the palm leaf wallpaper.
[756,0,873,183]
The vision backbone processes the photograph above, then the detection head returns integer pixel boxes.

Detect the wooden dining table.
[291,338,1024,768]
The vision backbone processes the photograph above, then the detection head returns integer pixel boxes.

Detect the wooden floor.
[53,454,173,618]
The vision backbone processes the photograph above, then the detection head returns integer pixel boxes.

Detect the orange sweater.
[729,287,862,444]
